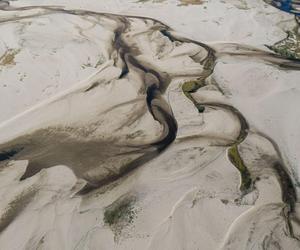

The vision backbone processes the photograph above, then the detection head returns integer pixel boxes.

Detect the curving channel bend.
[0,3,299,249]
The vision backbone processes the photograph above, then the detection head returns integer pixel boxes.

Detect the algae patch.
[182,78,206,113]
[104,195,137,241]
[228,145,252,192]
[182,79,203,93]
[0,49,20,66]
[181,41,215,113]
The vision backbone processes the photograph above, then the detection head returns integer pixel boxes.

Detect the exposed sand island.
[0,0,299,249]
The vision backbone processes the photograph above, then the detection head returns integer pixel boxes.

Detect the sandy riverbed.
[0,0,299,249]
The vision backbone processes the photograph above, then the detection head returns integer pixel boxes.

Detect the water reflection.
[265,0,300,15]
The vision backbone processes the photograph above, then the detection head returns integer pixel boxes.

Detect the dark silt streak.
[78,71,178,194]
[146,84,178,150]
[125,53,172,94]
[0,147,23,161]
[0,185,37,233]
[78,27,180,193]
[256,131,298,210]
[201,102,249,144]
[215,45,300,70]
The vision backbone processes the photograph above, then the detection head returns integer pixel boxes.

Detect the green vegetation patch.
[228,145,252,192]
[103,195,137,241]
[182,80,202,93]
[182,78,206,113]
[268,28,300,60]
